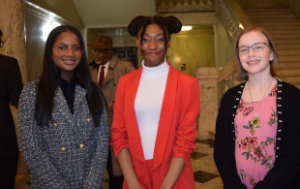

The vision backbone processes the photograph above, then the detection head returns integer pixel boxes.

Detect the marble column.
[0,0,29,174]
[196,67,219,140]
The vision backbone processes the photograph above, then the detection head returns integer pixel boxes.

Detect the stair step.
[246,12,295,19]
[271,34,300,40]
[249,17,298,22]
[277,50,300,56]
[252,21,300,26]
[278,77,300,85]
[277,69,300,77]
[243,8,290,13]
[269,30,300,35]
[274,39,300,44]
[276,44,300,50]
[277,63,300,69]
[261,25,300,30]
[278,56,300,62]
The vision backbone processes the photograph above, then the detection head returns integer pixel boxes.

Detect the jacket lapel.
[153,65,178,170]
[52,85,87,141]
[73,85,87,116]
[124,67,146,163]
[89,65,98,84]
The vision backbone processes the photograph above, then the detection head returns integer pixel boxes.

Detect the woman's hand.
[159,157,185,189]
[117,149,142,189]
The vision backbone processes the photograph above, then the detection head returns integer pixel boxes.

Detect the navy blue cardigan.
[214,79,300,189]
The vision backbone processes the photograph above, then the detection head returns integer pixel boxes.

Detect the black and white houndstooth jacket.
[17,80,109,189]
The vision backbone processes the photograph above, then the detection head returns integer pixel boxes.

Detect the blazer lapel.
[52,87,83,141]
[73,85,87,116]
[124,67,146,163]
[153,65,178,170]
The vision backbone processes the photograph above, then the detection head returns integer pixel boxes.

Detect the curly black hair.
[128,16,182,51]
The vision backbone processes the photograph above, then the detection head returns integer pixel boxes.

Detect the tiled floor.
[15,140,223,189]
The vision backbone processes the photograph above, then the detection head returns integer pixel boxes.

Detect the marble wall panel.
[24,2,82,81]
[168,26,215,77]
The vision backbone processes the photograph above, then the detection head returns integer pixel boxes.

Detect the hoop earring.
[166,47,173,58]
[133,47,138,57]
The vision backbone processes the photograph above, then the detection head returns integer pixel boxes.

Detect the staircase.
[243,8,300,89]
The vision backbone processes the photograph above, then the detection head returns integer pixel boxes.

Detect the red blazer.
[111,63,200,189]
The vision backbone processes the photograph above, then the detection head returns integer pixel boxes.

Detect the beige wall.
[167,26,215,77]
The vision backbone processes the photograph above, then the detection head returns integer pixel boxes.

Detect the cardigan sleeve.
[214,91,247,189]
[111,77,130,157]
[17,82,71,189]
[83,91,109,189]
[254,89,300,189]
[172,79,200,164]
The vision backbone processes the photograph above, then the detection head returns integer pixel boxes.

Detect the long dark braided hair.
[128,16,182,52]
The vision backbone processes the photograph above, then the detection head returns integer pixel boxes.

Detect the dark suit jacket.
[0,54,23,156]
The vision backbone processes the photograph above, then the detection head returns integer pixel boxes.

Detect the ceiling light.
[182,26,192,31]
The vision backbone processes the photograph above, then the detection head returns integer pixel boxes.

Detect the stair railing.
[215,0,253,94]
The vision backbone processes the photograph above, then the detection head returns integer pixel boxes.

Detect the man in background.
[88,36,135,189]
[0,29,23,189]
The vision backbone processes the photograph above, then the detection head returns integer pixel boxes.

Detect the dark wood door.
[113,47,138,69]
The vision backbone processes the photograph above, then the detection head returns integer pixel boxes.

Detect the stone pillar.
[0,0,29,174]
[196,67,219,140]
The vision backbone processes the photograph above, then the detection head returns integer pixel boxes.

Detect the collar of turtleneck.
[141,59,169,77]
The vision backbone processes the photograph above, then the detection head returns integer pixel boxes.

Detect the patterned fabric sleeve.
[172,79,200,164]
[17,81,71,189]
[83,89,109,189]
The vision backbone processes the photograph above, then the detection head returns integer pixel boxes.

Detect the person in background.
[0,29,23,189]
[111,15,200,189]
[17,25,109,189]
[88,35,135,189]
[214,26,300,189]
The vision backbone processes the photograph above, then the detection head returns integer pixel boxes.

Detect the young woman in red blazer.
[111,16,200,189]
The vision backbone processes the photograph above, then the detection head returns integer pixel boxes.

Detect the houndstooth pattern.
[17,80,109,189]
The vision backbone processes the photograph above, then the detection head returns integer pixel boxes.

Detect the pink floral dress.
[235,83,278,189]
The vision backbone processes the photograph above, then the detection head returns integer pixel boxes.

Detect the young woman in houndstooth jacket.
[17,25,109,189]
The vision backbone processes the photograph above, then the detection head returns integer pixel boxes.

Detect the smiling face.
[238,31,274,77]
[136,24,170,67]
[52,31,82,80]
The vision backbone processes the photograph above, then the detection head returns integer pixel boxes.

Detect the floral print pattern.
[235,83,278,189]
[242,117,260,135]
[268,108,278,127]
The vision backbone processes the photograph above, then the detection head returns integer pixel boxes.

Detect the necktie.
[99,66,105,87]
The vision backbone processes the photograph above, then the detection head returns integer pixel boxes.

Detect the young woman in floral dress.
[214,27,300,189]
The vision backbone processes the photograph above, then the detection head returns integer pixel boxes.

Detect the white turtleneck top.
[134,60,170,160]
